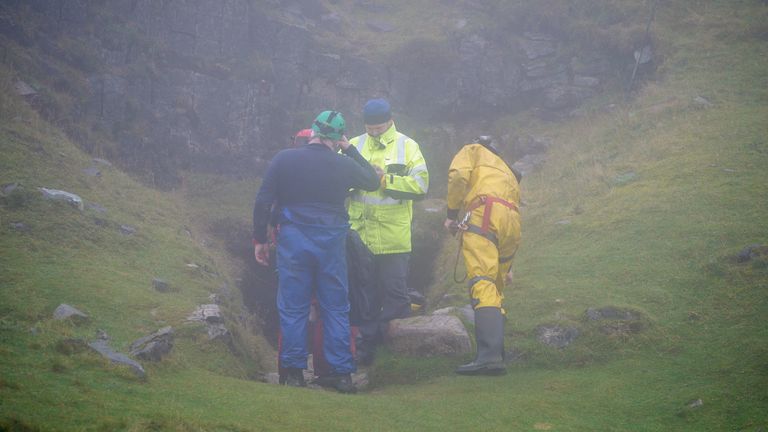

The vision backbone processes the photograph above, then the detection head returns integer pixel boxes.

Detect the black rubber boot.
[455,307,507,376]
[282,368,306,387]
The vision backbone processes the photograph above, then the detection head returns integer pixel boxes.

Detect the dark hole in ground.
[208,218,280,346]
[407,230,443,303]
[211,213,446,349]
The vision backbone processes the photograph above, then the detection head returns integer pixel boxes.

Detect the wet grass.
[1,1,767,431]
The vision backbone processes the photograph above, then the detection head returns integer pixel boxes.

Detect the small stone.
[207,323,229,340]
[152,278,170,292]
[53,304,89,324]
[1,182,20,195]
[736,244,767,263]
[88,339,146,378]
[536,325,579,348]
[82,167,101,177]
[692,96,713,108]
[188,304,223,323]
[92,158,112,166]
[555,219,571,225]
[687,399,703,409]
[39,188,84,210]
[186,263,199,268]
[9,222,30,232]
[14,80,37,97]
[120,225,137,236]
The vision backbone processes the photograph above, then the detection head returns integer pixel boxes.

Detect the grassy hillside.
[1,1,767,431]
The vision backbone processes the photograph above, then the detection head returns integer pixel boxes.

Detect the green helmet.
[311,110,345,141]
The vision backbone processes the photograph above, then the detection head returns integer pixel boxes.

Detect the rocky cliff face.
[3,0,635,186]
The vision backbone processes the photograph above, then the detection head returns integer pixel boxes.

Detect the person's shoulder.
[397,131,420,146]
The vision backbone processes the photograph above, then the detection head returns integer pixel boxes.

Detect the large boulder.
[129,326,174,361]
[387,314,471,356]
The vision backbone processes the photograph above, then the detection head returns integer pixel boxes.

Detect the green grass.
[2,0,768,431]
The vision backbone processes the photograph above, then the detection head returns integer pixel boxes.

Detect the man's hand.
[337,135,351,151]
[373,165,386,189]
[254,243,270,266]
[444,218,458,235]
[373,165,385,178]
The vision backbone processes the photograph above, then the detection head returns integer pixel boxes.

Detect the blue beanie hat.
[363,98,391,125]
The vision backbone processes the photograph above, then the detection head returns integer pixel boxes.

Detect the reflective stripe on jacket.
[348,123,429,254]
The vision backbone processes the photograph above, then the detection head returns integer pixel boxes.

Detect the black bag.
[346,229,377,326]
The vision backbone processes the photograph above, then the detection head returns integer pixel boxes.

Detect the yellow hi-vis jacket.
[348,123,429,255]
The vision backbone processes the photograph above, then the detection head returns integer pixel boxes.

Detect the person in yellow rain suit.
[444,136,521,375]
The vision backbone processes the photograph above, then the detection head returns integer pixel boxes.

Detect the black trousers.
[358,252,411,344]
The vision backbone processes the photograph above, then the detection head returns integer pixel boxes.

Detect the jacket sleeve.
[252,154,281,244]
[446,145,474,219]
[383,138,429,200]
[342,145,380,192]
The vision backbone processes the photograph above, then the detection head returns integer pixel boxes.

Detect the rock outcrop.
[8,1,621,186]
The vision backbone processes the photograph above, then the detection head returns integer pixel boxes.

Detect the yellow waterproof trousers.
[462,203,521,310]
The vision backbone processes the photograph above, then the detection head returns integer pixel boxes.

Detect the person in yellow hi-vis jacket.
[444,136,521,375]
[348,98,429,365]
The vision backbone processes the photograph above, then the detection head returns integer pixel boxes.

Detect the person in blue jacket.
[252,110,380,393]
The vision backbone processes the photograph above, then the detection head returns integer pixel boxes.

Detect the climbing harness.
[451,195,519,283]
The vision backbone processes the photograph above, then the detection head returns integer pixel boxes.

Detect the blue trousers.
[276,221,355,374]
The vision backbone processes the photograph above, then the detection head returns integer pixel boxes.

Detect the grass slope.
[1,1,767,431]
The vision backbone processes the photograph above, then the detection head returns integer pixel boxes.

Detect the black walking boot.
[282,368,306,387]
[455,307,507,376]
[314,373,357,394]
